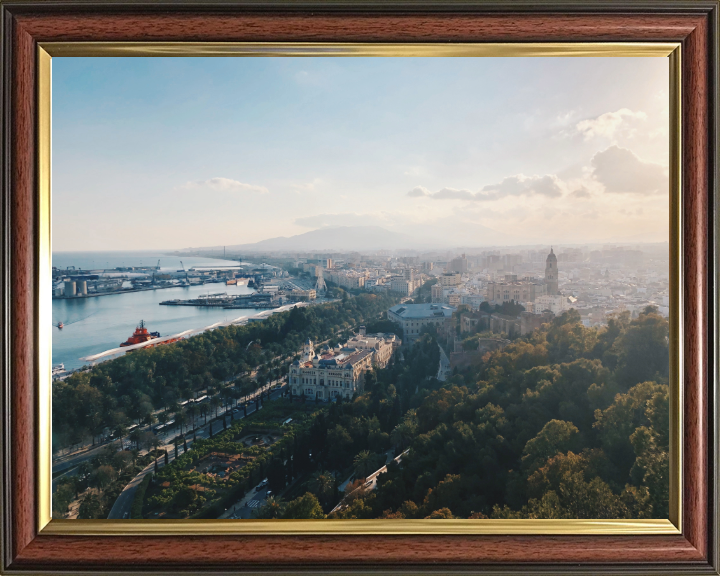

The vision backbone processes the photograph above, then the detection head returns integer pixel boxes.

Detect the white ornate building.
[288,329,398,400]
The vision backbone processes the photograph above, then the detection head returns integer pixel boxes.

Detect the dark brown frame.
[1,1,718,574]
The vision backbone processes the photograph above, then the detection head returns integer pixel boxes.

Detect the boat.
[57,322,64,329]
[120,320,182,349]
[51,363,65,376]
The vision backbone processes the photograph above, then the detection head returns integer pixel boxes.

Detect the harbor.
[51,252,327,373]
[51,254,265,372]
[52,262,252,300]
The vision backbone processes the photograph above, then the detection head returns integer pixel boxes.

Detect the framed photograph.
[1,1,718,574]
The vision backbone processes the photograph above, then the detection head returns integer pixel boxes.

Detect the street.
[106,382,287,519]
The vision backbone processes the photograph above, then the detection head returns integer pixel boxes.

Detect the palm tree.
[114,424,127,451]
[308,470,336,510]
[210,397,221,419]
[221,388,234,413]
[187,404,198,431]
[175,410,188,435]
[200,404,208,424]
[353,450,376,478]
[151,437,161,459]
[129,429,142,450]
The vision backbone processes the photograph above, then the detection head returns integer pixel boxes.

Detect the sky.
[52,56,669,252]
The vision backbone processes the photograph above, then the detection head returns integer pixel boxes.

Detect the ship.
[120,320,182,349]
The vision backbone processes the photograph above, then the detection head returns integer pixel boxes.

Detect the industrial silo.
[63,280,76,297]
[76,280,88,295]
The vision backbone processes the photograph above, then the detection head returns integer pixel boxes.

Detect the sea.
[52,251,263,371]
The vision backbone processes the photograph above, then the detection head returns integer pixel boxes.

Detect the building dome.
[546,247,557,262]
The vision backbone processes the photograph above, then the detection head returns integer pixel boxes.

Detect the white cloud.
[479,174,563,200]
[433,187,475,200]
[409,175,564,202]
[182,177,268,194]
[570,187,592,199]
[407,186,432,198]
[590,145,667,195]
[291,178,323,192]
[576,108,647,140]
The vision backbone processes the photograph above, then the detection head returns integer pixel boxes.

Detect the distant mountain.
[226,226,420,252]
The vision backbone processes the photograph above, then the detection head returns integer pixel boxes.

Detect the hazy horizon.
[53,57,670,252]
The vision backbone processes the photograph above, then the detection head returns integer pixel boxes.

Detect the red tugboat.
[120,320,181,349]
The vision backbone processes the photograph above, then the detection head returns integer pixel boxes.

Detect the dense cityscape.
[52,242,669,522]
[50,53,670,523]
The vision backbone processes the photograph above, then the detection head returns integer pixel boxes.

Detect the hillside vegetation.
[330,307,669,519]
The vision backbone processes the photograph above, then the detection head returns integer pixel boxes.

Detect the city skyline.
[53,57,669,252]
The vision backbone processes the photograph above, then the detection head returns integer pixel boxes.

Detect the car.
[266,490,273,497]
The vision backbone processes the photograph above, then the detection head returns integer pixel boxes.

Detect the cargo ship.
[120,320,182,349]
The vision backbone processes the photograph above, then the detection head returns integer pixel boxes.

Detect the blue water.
[52,252,262,371]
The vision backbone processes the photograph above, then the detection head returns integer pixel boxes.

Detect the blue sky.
[52,57,669,251]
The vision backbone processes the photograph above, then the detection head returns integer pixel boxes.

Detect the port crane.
[180,261,189,285]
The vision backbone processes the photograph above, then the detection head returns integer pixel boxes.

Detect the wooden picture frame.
[0,1,718,573]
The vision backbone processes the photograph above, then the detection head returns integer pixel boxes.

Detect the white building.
[534,294,574,315]
[288,331,397,400]
[387,303,456,344]
[344,326,400,368]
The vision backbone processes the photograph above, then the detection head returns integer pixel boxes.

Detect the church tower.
[545,248,558,295]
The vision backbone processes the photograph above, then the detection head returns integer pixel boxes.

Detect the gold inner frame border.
[37,41,683,536]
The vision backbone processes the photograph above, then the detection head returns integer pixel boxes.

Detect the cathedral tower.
[545,248,558,296]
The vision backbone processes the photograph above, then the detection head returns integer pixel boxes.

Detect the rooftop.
[389,303,456,319]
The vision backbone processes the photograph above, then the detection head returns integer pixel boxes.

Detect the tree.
[113,424,128,451]
[187,404,198,430]
[521,420,580,475]
[78,492,104,519]
[282,493,325,519]
[253,496,285,519]
[308,470,336,510]
[425,507,454,519]
[91,465,117,489]
[209,397,220,419]
[267,458,287,494]
[594,381,668,482]
[611,309,669,390]
[128,428,142,450]
[175,410,188,435]
[326,425,353,469]
[140,430,155,453]
[173,486,197,512]
[353,450,379,479]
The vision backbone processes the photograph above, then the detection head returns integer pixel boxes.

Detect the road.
[53,378,283,476]
[107,382,287,519]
